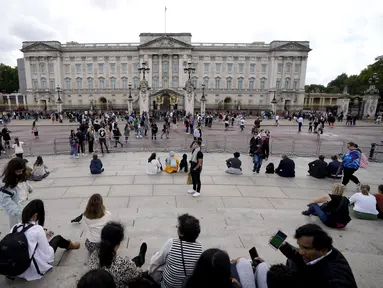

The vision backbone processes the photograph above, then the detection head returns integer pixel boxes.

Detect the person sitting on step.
[90,154,104,175]
[225,152,242,175]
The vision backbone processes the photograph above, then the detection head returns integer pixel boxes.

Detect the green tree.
[0,64,19,94]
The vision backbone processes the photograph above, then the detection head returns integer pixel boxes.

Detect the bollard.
[369,143,376,160]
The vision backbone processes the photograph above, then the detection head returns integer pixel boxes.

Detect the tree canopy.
[0,64,19,94]
[305,57,383,97]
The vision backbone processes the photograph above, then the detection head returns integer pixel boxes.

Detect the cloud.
[0,0,382,85]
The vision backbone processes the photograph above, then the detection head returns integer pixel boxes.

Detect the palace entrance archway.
[99,97,107,111]
[150,89,183,112]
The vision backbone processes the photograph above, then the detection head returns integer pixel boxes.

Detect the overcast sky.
[0,0,382,85]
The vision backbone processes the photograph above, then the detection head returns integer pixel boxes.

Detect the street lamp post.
[184,60,196,80]
[200,83,206,116]
[55,86,63,113]
[128,82,133,115]
[138,61,150,80]
[269,89,278,116]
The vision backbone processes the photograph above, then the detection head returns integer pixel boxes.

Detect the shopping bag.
[186,173,192,185]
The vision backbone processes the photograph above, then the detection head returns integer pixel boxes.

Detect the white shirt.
[147,159,161,175]
[275,115,279,121]
[193,128,200,138]
[240,119,245,125]
[11,223,54,281]
[297,117,303,123]
[12,142,24,154]
[84,211,112,243]
[349,193,378,215]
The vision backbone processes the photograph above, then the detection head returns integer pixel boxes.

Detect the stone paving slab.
[0,153,383,287]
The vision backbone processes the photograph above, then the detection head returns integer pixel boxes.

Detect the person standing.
[113,127,123,148]
[12,138,26,159]
[341,142,361,189]
[2,125,11,149]
[87,127,95,154]
[32,121,39,139]
[76,128,85,155]
[188,141,203,197]
[275,114,279,126]
[69,130,79,159]
[151,122,158,140]
[98,124,109,154]
[124,123,130,144]
[297,115,303,132]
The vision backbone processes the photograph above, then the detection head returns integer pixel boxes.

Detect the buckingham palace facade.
[20,33,311,115]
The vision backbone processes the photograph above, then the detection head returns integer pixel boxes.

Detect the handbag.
[186,173,192,185]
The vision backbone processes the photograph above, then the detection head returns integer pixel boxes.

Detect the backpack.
[359,153,368,169]
[0,223,41,277]
[265,162,275,174]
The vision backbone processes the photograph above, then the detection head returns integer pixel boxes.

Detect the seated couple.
[308,155,343,179]
[147,152,189,175]
[225,152,242,175]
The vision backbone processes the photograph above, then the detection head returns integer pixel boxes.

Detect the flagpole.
[165,7,167,33]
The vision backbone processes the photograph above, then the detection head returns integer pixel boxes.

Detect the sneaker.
[82,153,85,156]
[356,183,361,191]
[188,189,196,194]
[75,156,79,159]
[192,192,201,197]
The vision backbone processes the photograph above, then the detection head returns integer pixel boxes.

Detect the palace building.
[19,33,311,114]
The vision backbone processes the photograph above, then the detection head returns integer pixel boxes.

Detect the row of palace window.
[32,77,299,90]
[31,62,301,77]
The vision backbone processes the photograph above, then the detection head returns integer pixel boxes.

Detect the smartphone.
[269,230,287,250]
[248,247,259,260]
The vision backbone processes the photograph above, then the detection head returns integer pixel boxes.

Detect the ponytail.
[15,137,20,147]
[360,184,370,196]
[99,240,115,268]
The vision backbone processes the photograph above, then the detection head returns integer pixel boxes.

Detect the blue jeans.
[307,203,328,224]
[70,144,78,157]
[253,154,263,171]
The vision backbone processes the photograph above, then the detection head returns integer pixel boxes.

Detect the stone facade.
[20,33,311,114]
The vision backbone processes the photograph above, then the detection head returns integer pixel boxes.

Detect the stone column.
[299,56,308,90]
[158,55,162,88]
[184,80,195,115]
[147,55,152,87]
[169,54,173,88]
[7,96,11,108]
[363,95,379,118]
[138,80,150,115]
[24,57,33,90]
[24,95,27,107]
[15,95,19,107]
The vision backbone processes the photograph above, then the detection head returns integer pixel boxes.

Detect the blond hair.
[332,183,345,196]
[360,184,370,196]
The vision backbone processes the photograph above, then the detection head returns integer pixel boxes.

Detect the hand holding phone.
[269,230,287,250]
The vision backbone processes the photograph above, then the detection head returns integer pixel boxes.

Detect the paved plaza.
[0,152,382,288]
[3,118,383,157]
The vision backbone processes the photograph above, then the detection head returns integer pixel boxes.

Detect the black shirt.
[322,195,351,227]
[227,157,242,169]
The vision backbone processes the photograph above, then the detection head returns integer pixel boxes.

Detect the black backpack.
[265,162,275,174]
[0,223,41,277]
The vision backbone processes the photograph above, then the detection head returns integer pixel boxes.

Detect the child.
[12,137,25,159]
[30,155,50,181]
[0,157,26,228]
[308,121,313,132]
[179,154,188,173]
[161,124,169,139]
[90,154,104,174]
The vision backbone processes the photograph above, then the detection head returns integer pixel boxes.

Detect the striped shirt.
[162,239,202,288]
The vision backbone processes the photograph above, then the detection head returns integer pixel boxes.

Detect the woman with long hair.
[184,249,232,288]
[88,222,147,288]
[12,137,26,159]
[10,199,80,281]
[30,156,50,181]
[0,157,26,228]
[83,194,112,253]
[146,152,162,175]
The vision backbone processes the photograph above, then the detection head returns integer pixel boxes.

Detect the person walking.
[187,141,204,197]
[113,127,123,148]
[2,125,12,149]
[151,122,158,140]
[124,123,130,144]
[98,124,109,154]
[12,138,26,159]
[32,121,39,139]
[297,115,303,132]
[341,142,361,189]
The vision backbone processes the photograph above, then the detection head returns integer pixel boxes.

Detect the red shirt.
[374,193,383,212]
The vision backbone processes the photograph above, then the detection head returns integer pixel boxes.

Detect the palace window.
[203,77,209,89]
[163,62,169,73]
[40,63,46,73]
[99,63,104,73]
[238,63,244,74]
[49,63,54,73]
[121,63,127,73]
[204,63,210,73]
[293,80,298,89]
[295,64,300,73]
[99,78,104,89]
[284,79,290,89]
[238,78,243,89]
[215,78,220,89]
[50,79,55,89]
[286,63,291,73]
[173,63,178,73]
[172,77,178,88]
[250,64,255,74]
[65,78,71,89]
[260,78,265,90]
[153,63,158,73]
[249,78,255,89]
[134,78,139,88]
[226,78,232,89]
[41,78,46,89]
[215,63,221,73]
[76,64,81,74]
[163,78,168,88]
[111,78,116,89]
[122,77,127,89]
[65,64,70,74]
[276,79,281,89]
[88,78,93,89]
[87,63,93,73]
[110,63,116,73]
[32,64,37,74]
[133,63,138,73]
[227,63,233,73]
[153,78,158,89]
[277,63,283,73]
[33,79,38,89]
[77,78,82,89]
[261,64,267,73]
